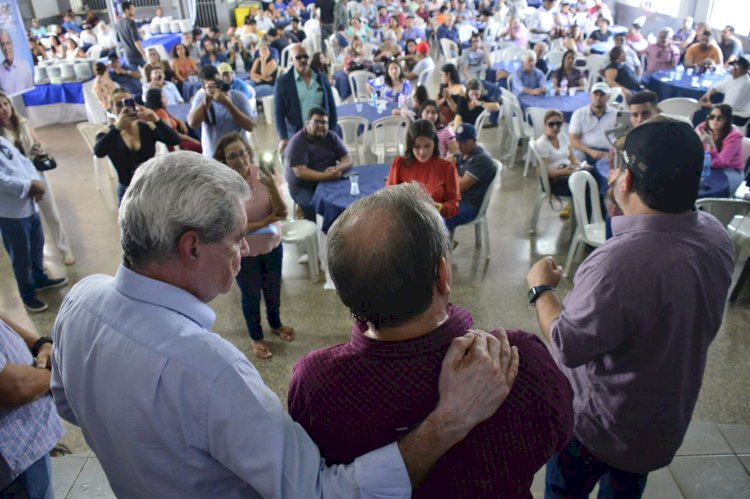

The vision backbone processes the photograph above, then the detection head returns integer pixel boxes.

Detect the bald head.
[327,183,451,329]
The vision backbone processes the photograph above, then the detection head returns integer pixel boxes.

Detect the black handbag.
[32,154,57,172]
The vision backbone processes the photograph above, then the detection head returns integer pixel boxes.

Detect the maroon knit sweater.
[288,305,574,498]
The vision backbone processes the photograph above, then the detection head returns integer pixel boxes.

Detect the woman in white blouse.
[533,109,581,219]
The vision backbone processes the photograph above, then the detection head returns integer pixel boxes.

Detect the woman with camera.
[214,132,295,359]
[94,89,180,204]
[0,92,76,265]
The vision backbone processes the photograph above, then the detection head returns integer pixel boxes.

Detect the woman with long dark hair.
[214,133,294,359]
[420,100,458,158]
[436,63,465,125]
[386,119,460,219]
[695,103,745,192]
[551,49,587,95]
[382,60,412,103]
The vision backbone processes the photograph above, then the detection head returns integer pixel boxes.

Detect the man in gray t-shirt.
[116,1,146,67]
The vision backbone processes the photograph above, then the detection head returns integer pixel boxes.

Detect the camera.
[216,80,231,92]
[121,98,136,110]
[258,151,275,176]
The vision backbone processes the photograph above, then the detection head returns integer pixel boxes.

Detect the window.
[709,0,750,36]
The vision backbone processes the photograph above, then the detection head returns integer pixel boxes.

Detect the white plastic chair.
[474,110,493,146]
[439,38,459,65]
[741,137,750,168]
[501,46,527,62]
[369,115,410,163]
[695,198,750,301]
[607,86,627,111]
[506,97,533,168]
[281,220,320,282]
[82,79,108,124]
[416,62,435,88]
[458,24,478,44]
[585,53,606,91]
[658,97,699,122]
[348,70,376,103]
[451,161,500,259]
[734,113,750,138]
[280,44,296,74]
[77,122,118,210]
[338,116,369,165]
[563,170,606,277]
[260,95,274,125]
[523,107,549,176]
[547,50,566,70]
[528,141,571,235]
[85,44,103,60]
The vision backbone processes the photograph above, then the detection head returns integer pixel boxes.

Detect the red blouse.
[386,155,461,218]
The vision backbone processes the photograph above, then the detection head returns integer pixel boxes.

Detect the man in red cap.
[404,41,434,82]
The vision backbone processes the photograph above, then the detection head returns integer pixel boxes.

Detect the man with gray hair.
[50,152,520,498]
[641,28,680,76]
[511,49,547,96]
[288,183,573,497]
[0,29,34,95]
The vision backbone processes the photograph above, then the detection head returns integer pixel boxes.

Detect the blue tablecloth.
[22,79,90,106]
[334,70,351,101]
[313,164,390,233]
[646,69,729,101]
[142,33,182,54]
[519,93,590,122]
[338,102,399,123]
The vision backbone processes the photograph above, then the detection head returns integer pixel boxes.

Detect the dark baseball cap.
[732,56,749,69]
[455,123,477,142]
[621,115,703,180]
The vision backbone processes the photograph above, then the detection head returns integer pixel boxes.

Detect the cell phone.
[121,98,136,110]
[258,151,275,176]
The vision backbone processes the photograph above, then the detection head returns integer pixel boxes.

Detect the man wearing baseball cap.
[217,62,253,100]
[527,116,735,498]
[447,123,498,232]
[404,41,434,81]
[699,56,750,117]
[569,82,617,164]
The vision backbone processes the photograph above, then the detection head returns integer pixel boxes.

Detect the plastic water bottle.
[559,78,568,96]
[702,147,712,180]
[371,89,377,108]
[349,173,360,196]
[546,80,554,97]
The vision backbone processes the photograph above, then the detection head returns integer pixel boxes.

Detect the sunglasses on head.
[547,121,563,128]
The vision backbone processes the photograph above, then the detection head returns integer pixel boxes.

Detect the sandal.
[252,340,272,359]
[271,325,296,342]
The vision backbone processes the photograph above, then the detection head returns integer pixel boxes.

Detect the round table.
[519,93,590,122]
[338,102,399,123]
[590,41,613,55]
[646,69,730,101]
[312,164,390,233]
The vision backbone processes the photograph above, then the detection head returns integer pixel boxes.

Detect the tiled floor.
[51,422,750,498]
[5,70,750,496]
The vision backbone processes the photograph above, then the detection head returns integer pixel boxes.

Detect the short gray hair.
[522,49,537,63]
[119,152,250,268]
[327,182,452,329]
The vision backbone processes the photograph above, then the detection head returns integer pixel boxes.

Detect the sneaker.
[36,277,68,291]
[23,297,48,313]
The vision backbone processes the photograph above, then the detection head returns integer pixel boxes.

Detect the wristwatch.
[31,336,53,357]
[528,285,556,306]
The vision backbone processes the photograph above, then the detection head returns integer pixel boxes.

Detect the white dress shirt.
[0,136,40,219]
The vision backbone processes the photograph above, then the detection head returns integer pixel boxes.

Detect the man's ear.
[436,255,451,295]
[176,230,201,268]
[620,168,634,193]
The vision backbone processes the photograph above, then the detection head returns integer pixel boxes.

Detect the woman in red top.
[386,119,461,219]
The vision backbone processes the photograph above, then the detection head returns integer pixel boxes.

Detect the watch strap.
[31,336,53,357]
[528,285,556,306]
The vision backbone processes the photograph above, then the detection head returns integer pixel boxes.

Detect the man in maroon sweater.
[288,183,574,497]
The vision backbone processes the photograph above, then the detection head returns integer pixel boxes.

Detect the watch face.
[528,287,537,304]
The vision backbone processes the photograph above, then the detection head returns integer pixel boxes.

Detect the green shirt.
[294,69,323,125]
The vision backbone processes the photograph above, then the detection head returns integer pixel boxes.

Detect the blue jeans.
[289,184,317,222]
[445,200,479,231]
[235,244,284,341]
[545,436,648,499]
[0,213,47,300]
[248,82,275,99]
[117,183,128,205]
[1,454,54,499]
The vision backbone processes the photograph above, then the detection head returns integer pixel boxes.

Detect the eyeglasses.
[309,119,329,127]
[708,114,725,121]
[546,121,563,128]
[294,54,309,61]
[225,149,249,162]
